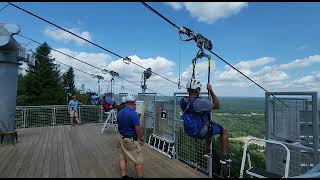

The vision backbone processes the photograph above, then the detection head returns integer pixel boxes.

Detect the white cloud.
[49,49,181,95]
[43,27,92,46]
[278,55,320,71]
[297,44,308,51]
[181,61,216,81]
[166,2,183,10]
[166,2,248,24]
[217,57,275,82]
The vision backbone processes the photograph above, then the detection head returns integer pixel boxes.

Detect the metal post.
[23,107,26,128]
[142,77,147,141]
[265,92,270,139]
[78,105,81,124]
[173,93,177,160]
[0,23,22,132]
[312,92,319,164]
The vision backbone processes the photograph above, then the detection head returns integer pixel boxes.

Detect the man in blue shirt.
[90,92,101,105]
[180,79,232,165]
[118,94,144,179]
[68,95,80,126]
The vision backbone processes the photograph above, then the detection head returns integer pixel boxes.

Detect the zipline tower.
[0,22,34,132]
[109,70,119,95]
[141,67,152,139]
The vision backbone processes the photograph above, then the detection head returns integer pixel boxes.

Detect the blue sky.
[1,2,319,96]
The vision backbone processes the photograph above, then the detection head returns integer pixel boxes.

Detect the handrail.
[240,138,291,178]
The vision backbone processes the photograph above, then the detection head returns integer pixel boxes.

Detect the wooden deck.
[0,123,208,178]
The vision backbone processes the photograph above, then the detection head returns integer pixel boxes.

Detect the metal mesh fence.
[266,143,316,177]
[266,92,319,177]
[79,105,102,124]
[15,107,24,128]
[15,105,103,128]
[55,105,70,125]
[25,106,53,127]
[175,120,209,173]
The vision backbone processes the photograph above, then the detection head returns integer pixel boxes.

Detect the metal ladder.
[100,109,118,133]
[239,138,291,178]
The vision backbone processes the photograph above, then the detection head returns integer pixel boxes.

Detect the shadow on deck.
[0,123,208,178]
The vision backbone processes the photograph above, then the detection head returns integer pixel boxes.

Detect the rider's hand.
[207,83,213,92]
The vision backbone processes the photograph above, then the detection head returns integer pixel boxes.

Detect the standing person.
[180,79,232,165]
[118,94,144,179]
[68,95,80,126]
[115,96,126,114]
[90,92,100,105]
[103,92,115,112]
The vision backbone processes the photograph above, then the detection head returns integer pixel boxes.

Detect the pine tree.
[23,42,65,105]
[62,67,76,96]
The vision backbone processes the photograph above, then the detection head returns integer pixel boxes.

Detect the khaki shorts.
[70,111,78,118]
[119,135,143,165]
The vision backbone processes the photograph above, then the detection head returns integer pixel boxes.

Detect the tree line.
[17,42,90,106]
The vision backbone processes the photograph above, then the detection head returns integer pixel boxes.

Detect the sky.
[1,2,320,97]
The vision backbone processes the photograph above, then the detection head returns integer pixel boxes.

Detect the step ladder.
[239,138,290,178]
[101,109,118,133]
[148,134,175,159]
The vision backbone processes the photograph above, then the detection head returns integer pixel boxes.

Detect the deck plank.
[16,127,46,178]
[0,123,208,178]
[1,128,41,178]
[64,125,81,178]
[33,125,50,177]
[41,126,54,177]
[57,126,66,178]
[62,126,73,178]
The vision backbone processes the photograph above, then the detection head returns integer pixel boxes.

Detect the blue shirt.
[91,95,100,105]
[118,106,140,137]
[68,99,79,112]
[104,96,114,105]
[180,96,213,113]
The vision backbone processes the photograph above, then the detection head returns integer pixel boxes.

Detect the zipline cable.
[30,49,141,94]
[21,34,165,96]
[140,2,288,107]
[8,2,184,89]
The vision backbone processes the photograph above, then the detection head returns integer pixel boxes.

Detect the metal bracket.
[123,57,131,65]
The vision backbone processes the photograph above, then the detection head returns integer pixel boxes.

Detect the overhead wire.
[29,49,141,94]
[140,2,289,107]
[8,2,184,89]
[18,33,165,96]
[0,3,10,13]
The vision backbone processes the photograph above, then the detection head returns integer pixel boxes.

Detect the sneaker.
[220,154,232,165]
[121,175,134,179]
[203,152,212,158]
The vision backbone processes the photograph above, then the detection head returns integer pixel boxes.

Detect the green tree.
[62,67,76,96]
[23,42,65,105]
[16,73,28,106]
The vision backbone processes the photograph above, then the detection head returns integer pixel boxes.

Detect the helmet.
[121,96,126,103]
[186,79,202,90]
[125,94,136,102]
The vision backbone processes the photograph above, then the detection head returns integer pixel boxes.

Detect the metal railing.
[15,105,104,128]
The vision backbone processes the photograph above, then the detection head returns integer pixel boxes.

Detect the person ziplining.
[180,50,232,165]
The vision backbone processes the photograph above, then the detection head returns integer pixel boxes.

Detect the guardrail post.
[23,107,26,128]
[52,106,56,126]
[100,105,103,122]
[78,105,81,124]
